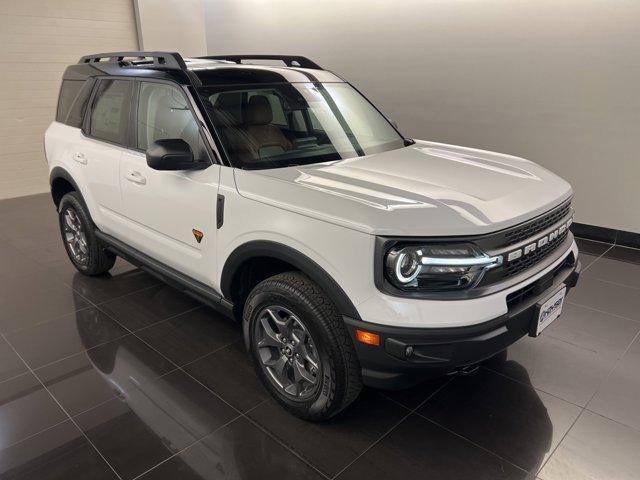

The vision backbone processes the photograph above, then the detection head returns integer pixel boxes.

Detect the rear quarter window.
[56,79,95,128]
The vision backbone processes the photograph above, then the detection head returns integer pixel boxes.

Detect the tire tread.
[247,271,362,420]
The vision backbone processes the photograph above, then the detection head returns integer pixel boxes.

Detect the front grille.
[506,252,575,309]
[504,201,571,245]
[476,200,573,287]
[503,229,569,278]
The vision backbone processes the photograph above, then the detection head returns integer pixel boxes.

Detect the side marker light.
[356,329,380,346]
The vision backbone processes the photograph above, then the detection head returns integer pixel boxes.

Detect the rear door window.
[88,79,132,145]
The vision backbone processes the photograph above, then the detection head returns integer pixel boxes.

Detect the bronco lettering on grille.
[505,217,573,264]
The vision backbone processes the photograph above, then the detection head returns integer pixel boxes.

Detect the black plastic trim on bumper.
[344,257,581,390]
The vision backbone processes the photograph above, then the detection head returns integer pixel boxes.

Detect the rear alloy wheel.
[58,192,116,276]
[62,207,89,267]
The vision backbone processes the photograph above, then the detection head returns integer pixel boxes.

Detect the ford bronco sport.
[45,52,580,420]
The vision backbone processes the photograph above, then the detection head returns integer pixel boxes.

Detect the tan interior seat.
[211,92,250,158]
[241,95,292,159]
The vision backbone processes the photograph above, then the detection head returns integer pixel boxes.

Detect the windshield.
[197,82,405,169]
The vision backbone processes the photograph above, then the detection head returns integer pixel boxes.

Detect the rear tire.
[58,192,116,276]
[244,272,362,421]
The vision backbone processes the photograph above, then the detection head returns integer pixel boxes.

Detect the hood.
[234,140,573,236]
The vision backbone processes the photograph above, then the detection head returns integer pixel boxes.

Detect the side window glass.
[89,80,131,144]
[56,80,83,124]
[137,82,207,161]
[66,79,95,128]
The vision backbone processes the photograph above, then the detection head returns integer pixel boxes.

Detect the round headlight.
[386,247,421,284]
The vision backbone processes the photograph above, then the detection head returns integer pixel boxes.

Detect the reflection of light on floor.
[109,378,128,392]
[0,413,8,449]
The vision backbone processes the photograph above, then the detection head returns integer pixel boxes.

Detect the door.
[117,81,220,283]
[77,79,133,230]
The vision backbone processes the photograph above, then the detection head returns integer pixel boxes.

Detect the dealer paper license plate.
[532,287,566,337]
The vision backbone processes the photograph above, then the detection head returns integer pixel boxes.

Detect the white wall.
[204,0,640,234]
[0,0,139,200]
[134,0,207,56]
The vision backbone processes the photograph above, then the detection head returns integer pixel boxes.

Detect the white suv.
[45,52,580,420]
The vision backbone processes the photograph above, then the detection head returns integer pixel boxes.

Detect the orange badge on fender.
[192,229,204,243]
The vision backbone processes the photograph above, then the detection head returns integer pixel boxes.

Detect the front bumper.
[344,254,581,390]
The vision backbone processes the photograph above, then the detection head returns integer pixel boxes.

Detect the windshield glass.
[197,82,405,169]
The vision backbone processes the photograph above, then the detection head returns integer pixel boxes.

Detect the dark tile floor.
[1,193,639,480]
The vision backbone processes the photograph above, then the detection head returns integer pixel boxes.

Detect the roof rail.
[78,51,189,71]
[198,55,322,70]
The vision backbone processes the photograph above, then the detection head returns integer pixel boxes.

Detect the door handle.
[125,171,146,185]
[73,153,87,165]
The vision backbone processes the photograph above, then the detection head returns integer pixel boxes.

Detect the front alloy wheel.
[245,272,362,421]
[254,306,321,399]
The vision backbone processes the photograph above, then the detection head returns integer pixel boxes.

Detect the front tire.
[244,272,362,421]
[58,192,116,276]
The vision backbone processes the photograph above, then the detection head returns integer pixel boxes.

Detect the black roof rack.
[78,51,189,71]
[71,52,325,86]
[197,55,322,70]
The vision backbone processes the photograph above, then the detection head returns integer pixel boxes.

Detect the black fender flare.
[49,166,82,206]
[220,240,361,320]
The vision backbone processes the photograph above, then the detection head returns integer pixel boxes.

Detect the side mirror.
[146,139,207,171]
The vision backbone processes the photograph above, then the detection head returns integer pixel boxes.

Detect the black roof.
[63,52,343,86]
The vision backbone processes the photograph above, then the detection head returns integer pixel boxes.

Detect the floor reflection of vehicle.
[481,349,553,474]
[73,273,552,478]
[72,274,294,479]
